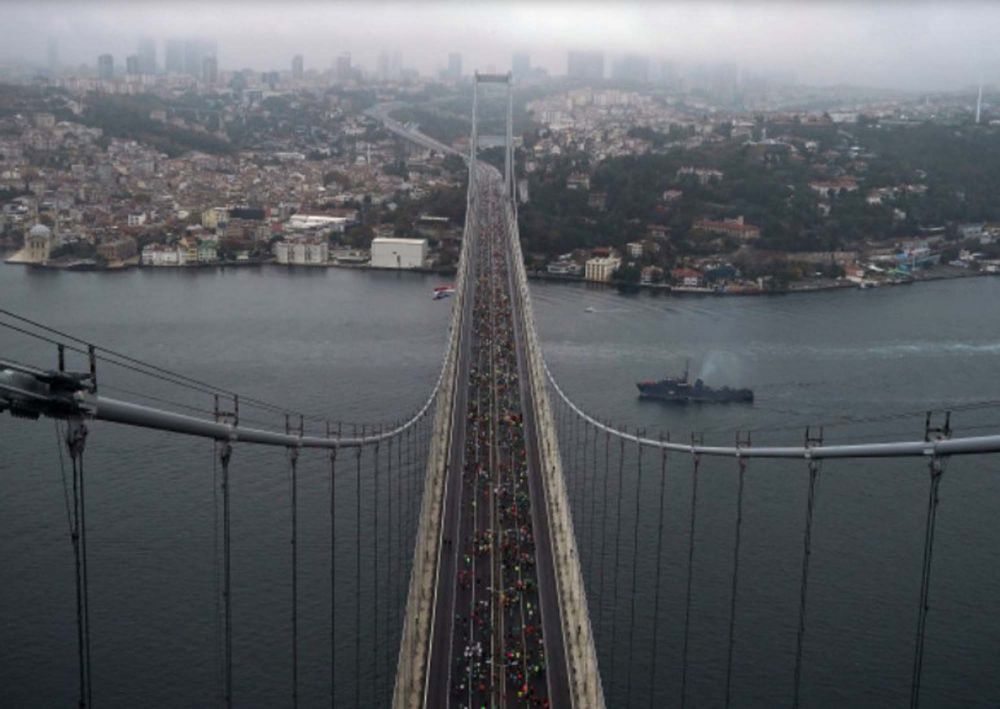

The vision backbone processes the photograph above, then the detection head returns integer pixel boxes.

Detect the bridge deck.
[424,177,571,708]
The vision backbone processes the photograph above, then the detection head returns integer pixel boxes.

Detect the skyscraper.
[97,54,114,80]
[183,38,204,76]
[512,52,530,80]
[202,56,218,85]
[46,38,58,73]
[567,50,604,80]
[336,52,352,81]
[138,37,156,75]
[390,51,402,80]
[447,53,462,79]
[292,54,304,80]
[126,55,140,76]
[611,54,649,83]
[165,39,183,73]
[377,50,390,82]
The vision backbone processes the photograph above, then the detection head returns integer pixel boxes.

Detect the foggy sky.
[4,1,1000,91]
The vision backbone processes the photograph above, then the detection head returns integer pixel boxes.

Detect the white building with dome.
[25,224,54,263]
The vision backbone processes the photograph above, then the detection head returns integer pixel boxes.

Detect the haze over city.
[3,1,1000,90]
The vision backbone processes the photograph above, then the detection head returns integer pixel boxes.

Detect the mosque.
[24,223,55,264]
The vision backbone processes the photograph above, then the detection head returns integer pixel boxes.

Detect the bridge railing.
[504,193,606,709]
[391,132,478,709]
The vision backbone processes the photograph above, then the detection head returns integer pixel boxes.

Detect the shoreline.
[525,264,993,296]
[2,249,993,296]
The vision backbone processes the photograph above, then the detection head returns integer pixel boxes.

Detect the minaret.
[976,75,983,124]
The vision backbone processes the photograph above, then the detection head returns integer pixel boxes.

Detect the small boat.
[584,307,596,313]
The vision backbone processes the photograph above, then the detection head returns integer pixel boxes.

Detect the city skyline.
[3,1,1000,91]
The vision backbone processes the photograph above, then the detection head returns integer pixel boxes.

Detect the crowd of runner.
[449,189,549,708]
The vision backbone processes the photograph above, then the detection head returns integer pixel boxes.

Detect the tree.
[939,244,959,263]
[442,154,465,174]
[612,262,642,287]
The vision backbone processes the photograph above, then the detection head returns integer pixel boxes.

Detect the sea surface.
[1,263,998,707]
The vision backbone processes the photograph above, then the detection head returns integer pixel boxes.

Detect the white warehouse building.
[370,237,427,269]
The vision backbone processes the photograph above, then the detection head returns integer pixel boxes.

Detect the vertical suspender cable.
[597,427,611,647]
[793,458,820,708]
[580,419,590,531]
[588,419,599,590]
[213,441,223,705]
[725,453,748,709]
[220,440,233,709]
[289,444,299,709]
[373,440,380,704]
[79,453,93,708]
[610,432,626,693]
[649,437,668,709]
[406,425,413,558]
[355,437,362,709]
[397,425,403,630]
[67,422,87,709]
[329,437,338,709]
[680,451,701,709]
[387,434,394,682]
[571,410,579,510]
[909,456,945,709]
[626,432,644,706]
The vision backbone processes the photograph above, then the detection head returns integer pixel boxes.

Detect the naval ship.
[637,361,753,404]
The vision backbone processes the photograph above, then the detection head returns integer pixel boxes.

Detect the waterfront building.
[98,237,138,262]
[547,254,583,276]
[274,239,328,265]
[25,223,54,263]
[585,255,621,282]
[370,237,427,269]
[672,268,704,287]
[331,247,370,265]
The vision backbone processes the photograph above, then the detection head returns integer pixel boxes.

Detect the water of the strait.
[1,262,998,707]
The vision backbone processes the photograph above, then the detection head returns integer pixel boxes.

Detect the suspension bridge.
[2,73,1000,708]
